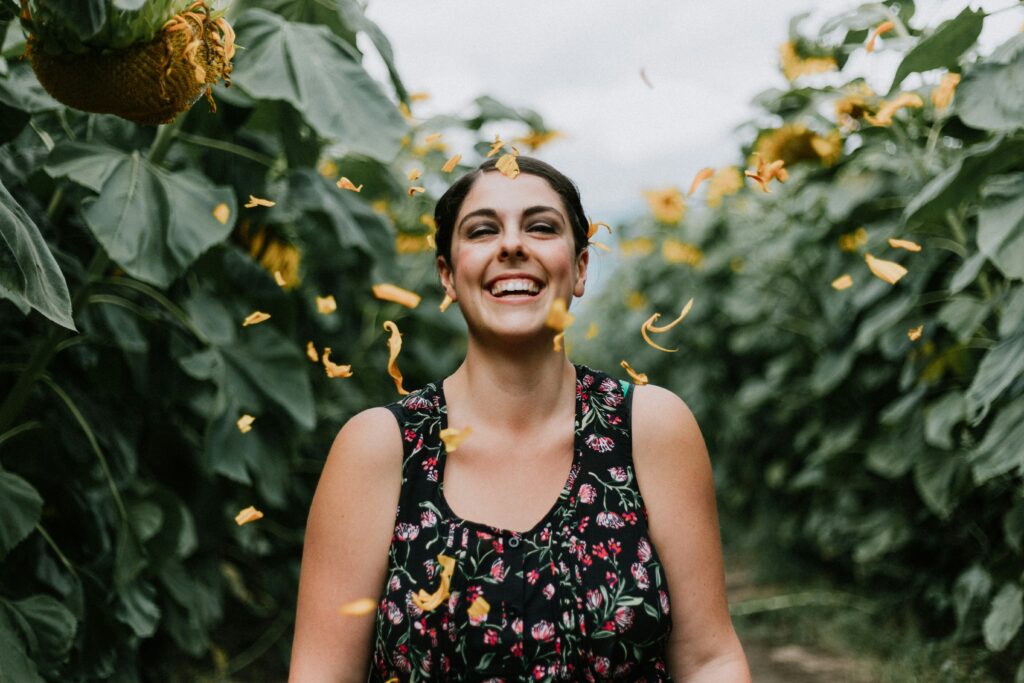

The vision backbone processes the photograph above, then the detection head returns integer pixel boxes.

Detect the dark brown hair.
[433,156,589,273]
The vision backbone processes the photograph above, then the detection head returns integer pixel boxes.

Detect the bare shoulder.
[631,383,707,467]
[326,405,404,472]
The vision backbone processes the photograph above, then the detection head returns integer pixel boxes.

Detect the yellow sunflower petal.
[316,295,337,314]
[587,221,612,240]
[486,134,504,158]
[336,177,364,192]
[244,195,276,208]
[338,598,377,617]
[439,426,472,453]
[373,283,422,309]
[908,324,923,341]
[306,340,319,362]
[442,154,462,173]
[640,312,679,354]
[242,311,270,326]
[234,505,263,526]
[467,596,491,620]
[236,414,255,433]
[687,167,715,196]
[647,298,694,334]
[407,168,423,182]
[439,293,453,312]
[865,252,908,285]
[273,270,287,287]
[552,331,565,352]
[545,298,575,332]
[888,237,922,252]
[411,553,456,611]
[322,347,353,378]
[832,274,854,290]
[496,152,520,179]
[212,203,231,224]
[620,360,649,386]
[408,186,426,197]
[383,320,409,395]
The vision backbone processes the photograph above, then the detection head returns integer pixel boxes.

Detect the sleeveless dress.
[370,362,674,682]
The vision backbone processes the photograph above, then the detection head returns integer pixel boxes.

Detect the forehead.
[456,172,568,222]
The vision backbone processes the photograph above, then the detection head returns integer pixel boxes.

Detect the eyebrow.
[457,205,563,232]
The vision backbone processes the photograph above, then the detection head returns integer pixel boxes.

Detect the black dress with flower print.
[370,363,673,682]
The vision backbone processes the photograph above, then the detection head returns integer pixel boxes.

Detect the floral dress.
[370,363,674,681]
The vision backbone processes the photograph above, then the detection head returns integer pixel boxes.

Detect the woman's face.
[438,171,588,345]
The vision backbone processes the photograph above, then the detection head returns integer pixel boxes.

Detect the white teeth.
[489,278,541,296]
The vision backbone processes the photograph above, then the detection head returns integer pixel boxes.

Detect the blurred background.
[2,0,1023,680]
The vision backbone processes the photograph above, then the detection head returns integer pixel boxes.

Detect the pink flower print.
[605,571,618,589]
[631,562,650,590]
[394,651,411,673]
[608,466,628,483]
[447,591,459,612]
[395,523,420,541]
[610,415,622,425]
[596,511,625,529]
[406,591,424,618]
[603,391,623,408]
[387,600,403,625]
[607,539,621,556]
[579,483,597,503]
[492,538,504,554]
[405,395,431,411]
[420,510,437,528]
[426,468,438,482]
[593,656,610,675]
[466,585,483,601]
[484,629,499,646]
[389,575,401,591]
[577,516,590,533]
[581,401,590,415]
[511,641,524,657]
[526,568,540,585]
[660,589,671,615]
[614,606,634,631]
[637,538,652,562]
[490,559,507,582]
[531,620,556,642]
[403,427,417,442]
[600,377,618,393]
[586,589,603,610]
[540,526,551,542]
[586,434,615,453]
[623,511,638,525]
[583,373,594,387]
[533,664,546,679]
[543,583,555,600]
[592,542,609,560]
[512,617,524,635]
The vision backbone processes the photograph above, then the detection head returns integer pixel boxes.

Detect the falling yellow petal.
[486,134,504,158]
[322,347,353,378]
[212,203,231,224]
[467,596,491,621]
[648,298,694,333]
[513,130,564,150]
[745,153,788,193]
[244,195,276,208]
[234,505,263,526]
[839,227,869,252]
[424,132,442,144]
[236,414,255,433]
[908,325,923,341]
[586,322,598,339]
[442,154,462,173]
[866,20,895,53]
[337,177,363,192]
[587,221,612,240]
[407,168,423,182]
[242,311,270,326]
[865,252,908,285]
[440,426,472,453]
[439,293,453,312]
[383,321,409,395]
[545,298,575,332]
[273,270,287,287]
[643,187,685,223]
[931,72,960,111]
[373,283,422,309]
[832,274,854,290]
[306,340,319,362]
[496,152,520,179]
[888,237,921,252]
[687,168,715,196]
[552,331,566,352]
[620,360,649,386]
[339,598,377,617]
[317,295,337,314]
[590,241,611,252]
[412,554,456,611]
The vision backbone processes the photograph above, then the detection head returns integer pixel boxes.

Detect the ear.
[437,255,457,301]
[573,247,589,298]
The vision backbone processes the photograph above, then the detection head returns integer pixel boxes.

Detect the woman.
[290,156,751,682]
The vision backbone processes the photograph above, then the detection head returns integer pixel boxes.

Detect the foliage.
[578,2,1024,678]
[0,0,551,678]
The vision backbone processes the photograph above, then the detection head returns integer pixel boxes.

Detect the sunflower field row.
[576,2,1024,678]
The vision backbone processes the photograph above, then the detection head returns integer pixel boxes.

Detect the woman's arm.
[632,385,752,683]
[289,407,404,682]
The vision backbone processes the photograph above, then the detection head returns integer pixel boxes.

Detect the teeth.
[489,278,541,296]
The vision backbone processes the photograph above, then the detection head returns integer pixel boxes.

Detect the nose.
[498,223,527,259]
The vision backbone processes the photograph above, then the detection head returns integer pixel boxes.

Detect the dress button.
[507,535,521,548]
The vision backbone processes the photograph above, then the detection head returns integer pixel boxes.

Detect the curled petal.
[587,221,612,239]
[273,271,287,287]
[234,505,263,526]
[407,186,426,196]
[641,314,677,353]
[383,321,409,395]
[412,553,456,611]
[440,426,472,453]
[545,298,575,332]
[908,325,923,341]
[496,152,520,179]
[553,331,565,352]
[687,167,714,196]
[322,347,353,378]
[620,360,648,386]
[306,340,319,362]
[647,298,694,333]
[336,177,363,192]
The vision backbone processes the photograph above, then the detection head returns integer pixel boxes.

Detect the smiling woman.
[290,157,751,682]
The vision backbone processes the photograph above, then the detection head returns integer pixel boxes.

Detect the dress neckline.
[434,362,584,537]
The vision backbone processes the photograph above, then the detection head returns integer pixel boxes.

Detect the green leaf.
[937,296,990,343]
[923,391,964,450]
[969,398,1024,483]
[0,471,43,559]
[956,33,1024,132]
[0,62,62,114]
[230,9,408,161]
[904,136,1024,226]
[1005,500,1024,554]
[1000,285,1024,338]
[0,605,41,682]
[82,151,236,288]
[954,565,992,633]
[889,7,984,93]
[45,141,126,193]
[964,332,1024,424]
[114,578,161,638]
[0,178,76,331]
[6,595,77,675]
[913,451,961,519]
[978,174,1024,281]
[983,583,1023,652]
